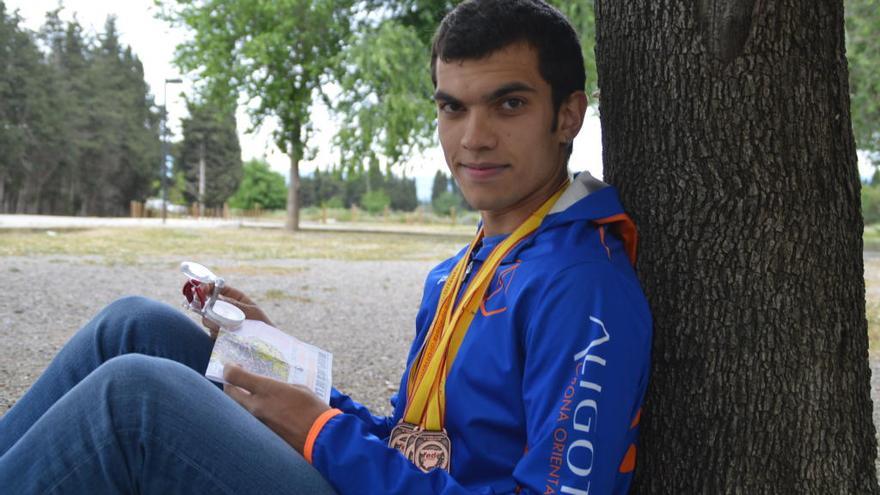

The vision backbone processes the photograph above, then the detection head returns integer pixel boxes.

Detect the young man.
[0,1,651,494]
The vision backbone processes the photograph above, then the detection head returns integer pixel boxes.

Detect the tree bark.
[594,0,878,492]
[286,130,303,232]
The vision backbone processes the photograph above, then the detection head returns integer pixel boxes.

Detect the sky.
[5,0,873,200]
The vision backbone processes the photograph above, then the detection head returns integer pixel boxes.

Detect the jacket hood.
[537,172,639,264]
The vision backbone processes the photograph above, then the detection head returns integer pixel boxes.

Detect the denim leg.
[0,354,337,495]
[0,296,215,456]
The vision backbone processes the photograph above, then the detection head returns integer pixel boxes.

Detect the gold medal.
[413,429,452,472]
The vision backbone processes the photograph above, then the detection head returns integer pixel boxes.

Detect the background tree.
[331,0,595,178]
[594,0,877,492]
[159,0,356,231]
[228,159,287,211]
[0,6,159,216]
[846,0,880,162]
[177,100,243,208]
[0,4,47,213]
[387,174,419,212]
[300,169,345,209]
[430,170,463,215]
[449,177,471,211]
[430,170,448,205]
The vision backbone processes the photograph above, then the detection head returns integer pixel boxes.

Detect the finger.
[224,382,256,412]
[218,285,250,303]
[201,316,220,336]
[223,364,269,394]
[218,295,249,310]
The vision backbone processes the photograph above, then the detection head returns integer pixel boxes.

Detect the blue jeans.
[0,296,337,494]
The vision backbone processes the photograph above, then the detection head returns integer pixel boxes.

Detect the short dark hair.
[430,0,586,131]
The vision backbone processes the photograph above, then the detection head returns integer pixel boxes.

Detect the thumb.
[223,364,266,394]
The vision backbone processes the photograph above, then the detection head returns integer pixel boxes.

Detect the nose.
[461,110,497,151]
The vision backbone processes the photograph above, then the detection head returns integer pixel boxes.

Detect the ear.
[556,91,588,144]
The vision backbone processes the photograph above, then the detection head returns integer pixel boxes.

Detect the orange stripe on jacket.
[630,408,641,429]
[593,213,638,265]
[304,408,343,464]
[619,444,637,473]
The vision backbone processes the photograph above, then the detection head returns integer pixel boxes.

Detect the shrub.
[360,189,391,214]
[432,191,462,216]
[862,185,880,226]
[228,160,287,211]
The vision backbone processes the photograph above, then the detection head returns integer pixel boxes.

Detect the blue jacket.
[306,176,653,494]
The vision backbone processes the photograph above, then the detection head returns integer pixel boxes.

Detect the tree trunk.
[199,140,206,218]
[286,135,302,232]
[594,0,878,492]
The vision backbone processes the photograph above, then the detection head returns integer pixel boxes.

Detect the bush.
[432,191,462,216]
[228,160,287,211]
[322,195,345,209]
[863,185,880,226]
[360,189,391,214]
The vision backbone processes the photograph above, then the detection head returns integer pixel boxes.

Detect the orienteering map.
[205,320,333,403]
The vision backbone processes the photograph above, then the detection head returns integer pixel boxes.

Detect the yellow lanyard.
[403,183,569,430]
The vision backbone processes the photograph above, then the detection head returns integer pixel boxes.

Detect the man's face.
[434,42,570,216]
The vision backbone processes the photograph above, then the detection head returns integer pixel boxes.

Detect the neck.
[480,168,569,237]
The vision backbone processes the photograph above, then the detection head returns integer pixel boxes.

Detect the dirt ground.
[2,246,879,477]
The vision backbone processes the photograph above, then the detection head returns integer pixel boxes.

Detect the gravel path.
[0,255,435,416]
[3,254,880,474]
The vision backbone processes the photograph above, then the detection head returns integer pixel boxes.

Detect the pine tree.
[430,170,449,203]
[177,100,242,208]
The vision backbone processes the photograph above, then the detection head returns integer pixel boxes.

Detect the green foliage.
[176,100,243,207]
[360,189,391,214]
[863,184,880,226]
[345,172,369,208]
[323,196,345,209]
[430,170,469,214]
[387,174,419,211]
[300,169,344,208]
[158,0,357,227]
[846,0,880,157]
[0,7,159,215]
[431,170,449,202]
[331,19,437,171]
[550,1,597,94]
[330,1,597,174]
[300,167,417,211]
[433,191,462,216]
[228,159,287,211]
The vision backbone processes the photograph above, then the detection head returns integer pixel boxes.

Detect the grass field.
[3,225,879,353]
[0,227,471,263]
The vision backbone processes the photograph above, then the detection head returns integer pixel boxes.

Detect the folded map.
[205,319,333,403]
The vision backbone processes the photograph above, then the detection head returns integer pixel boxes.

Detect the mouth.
[458,162,510,180]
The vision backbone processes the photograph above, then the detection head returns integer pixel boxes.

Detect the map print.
[204,319,333,402]
[211,331,290,382]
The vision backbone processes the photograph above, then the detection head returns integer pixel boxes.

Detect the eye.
[500,98,526,111]
[439,101,464,114]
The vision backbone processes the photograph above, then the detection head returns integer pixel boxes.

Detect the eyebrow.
[433,82,538,104]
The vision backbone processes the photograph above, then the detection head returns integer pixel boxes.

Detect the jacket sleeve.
[512,262,652,494]
[306,262,651,495]
[306,411,496,495]
[328,388,397,439]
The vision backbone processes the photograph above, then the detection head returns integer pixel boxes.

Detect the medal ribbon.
[402,183,569,431]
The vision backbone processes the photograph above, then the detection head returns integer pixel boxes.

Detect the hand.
[223,364,330,454]
[201,284,274,339]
